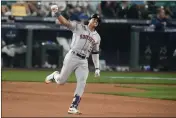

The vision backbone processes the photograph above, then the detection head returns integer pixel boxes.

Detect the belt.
[71,51,88,59]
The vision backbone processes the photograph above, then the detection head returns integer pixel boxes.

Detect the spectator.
[38,1,51,16]
[100,1,117,18]
[67,1,78,8]
[149,8,170,71]
[1,5,11,16]
[117,1,140,19]
[1,1,176,19]
[27,1,42,16]
[117,1,131,18]
[139,4,150,19]
[126,3,139,19]
[77,1,89,13]
[1,15,27,67]
[87,1,101,16]
[1,1,15,16]
[147,1,157,17]
[66,5,81,21]
[150,8,170,30]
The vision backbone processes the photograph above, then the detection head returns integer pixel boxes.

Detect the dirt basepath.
[2,82,176,117]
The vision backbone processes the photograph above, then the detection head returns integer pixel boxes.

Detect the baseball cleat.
[45,71,58,84]
[68,107,82,115]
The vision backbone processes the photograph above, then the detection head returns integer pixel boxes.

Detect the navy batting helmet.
[91,14,101,24]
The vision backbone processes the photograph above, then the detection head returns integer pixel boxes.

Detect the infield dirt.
[2,82,176,117]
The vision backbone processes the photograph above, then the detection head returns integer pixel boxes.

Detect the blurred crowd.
[2,1,176,20]
[2,1,176,70]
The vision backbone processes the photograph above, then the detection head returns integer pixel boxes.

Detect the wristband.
[92,51,99,54]
[55,12,61,17]
[95,68,99,70]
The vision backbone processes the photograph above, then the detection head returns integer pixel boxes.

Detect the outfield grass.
[2,70,176,84]
[92,86,176,101]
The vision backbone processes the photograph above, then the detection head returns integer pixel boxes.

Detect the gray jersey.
[69,21,101,58]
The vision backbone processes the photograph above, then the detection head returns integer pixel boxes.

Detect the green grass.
[2,70,176,100]
[2,70,176,84]
[119,85,176,91]
[92,86,176,101]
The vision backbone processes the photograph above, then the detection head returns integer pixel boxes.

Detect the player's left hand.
[95,69,100,77]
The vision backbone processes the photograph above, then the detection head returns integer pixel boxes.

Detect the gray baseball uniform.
[55,21,101,96]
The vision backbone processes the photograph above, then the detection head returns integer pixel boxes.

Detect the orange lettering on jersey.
[80,34,96,44]
[80,34,83,39]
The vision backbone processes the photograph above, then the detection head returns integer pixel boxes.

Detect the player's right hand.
[51,5,58,13]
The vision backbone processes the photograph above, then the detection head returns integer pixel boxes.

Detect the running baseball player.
[45,5,101,114]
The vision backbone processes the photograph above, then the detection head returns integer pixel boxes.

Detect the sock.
[70,94,81,109]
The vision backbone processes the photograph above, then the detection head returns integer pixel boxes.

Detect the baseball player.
[45,5,101,114]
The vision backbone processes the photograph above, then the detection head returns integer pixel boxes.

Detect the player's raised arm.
[92,37,101,77]
[51,5,75,30]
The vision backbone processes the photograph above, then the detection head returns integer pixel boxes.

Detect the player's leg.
[68,62,89,114]
[54,59,75,84]
[45,52,76,84]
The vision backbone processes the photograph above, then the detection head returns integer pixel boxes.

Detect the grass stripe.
[92,85,176,101]
[2,70,176,84]
[92,92,176,101]
[103,76,176,80]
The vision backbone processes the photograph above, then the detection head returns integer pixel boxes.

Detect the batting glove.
[95,68,100,77]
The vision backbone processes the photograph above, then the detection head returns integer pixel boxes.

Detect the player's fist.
[95,69,100,77]
[51,5,58,13]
